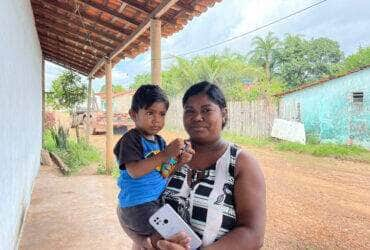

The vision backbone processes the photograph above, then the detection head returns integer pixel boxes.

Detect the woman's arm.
[203,150,266,250]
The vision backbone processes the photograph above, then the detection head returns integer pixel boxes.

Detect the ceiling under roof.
[31,0,222,77]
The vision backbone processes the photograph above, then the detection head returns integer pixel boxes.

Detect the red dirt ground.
[19,131,370,249]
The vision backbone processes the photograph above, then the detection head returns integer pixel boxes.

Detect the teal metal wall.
[280,68,370,148]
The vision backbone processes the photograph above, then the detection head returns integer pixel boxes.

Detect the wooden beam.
[43,55,92,74]
[33,9,123,44]
[153,0,179,19]
[105,59,114,174]
[32,0,148,43]
[39,38,100,61]
[35,20,115,50]
[44,56,89,76]
[40,43,97,65]
[43,49,94,70]
[74,0,140,27]
[89,0,179,78]
[120,0,150,15]
[42,47,96,69]
[38,33,105,58]
[119,0,176,25]
[85,77,92,142]
[37,26,111,55]
[151,19,161,85]
[111,2,128,23]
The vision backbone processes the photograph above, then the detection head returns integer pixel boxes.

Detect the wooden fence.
[165,97,299,138]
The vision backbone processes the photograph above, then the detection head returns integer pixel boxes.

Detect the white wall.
[0,0,42,249]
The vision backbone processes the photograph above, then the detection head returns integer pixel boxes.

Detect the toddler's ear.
[128,109,137,121]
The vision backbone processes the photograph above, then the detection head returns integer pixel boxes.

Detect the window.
[352,92,364,103]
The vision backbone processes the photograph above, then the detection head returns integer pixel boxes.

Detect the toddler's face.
[132,101,167,136]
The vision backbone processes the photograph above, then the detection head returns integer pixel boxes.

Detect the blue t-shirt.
[114,129,166,208]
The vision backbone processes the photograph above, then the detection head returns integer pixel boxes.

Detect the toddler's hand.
[177,142,194,165]
[165,139,185,158]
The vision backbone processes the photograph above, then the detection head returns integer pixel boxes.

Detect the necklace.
[187,167,212,188]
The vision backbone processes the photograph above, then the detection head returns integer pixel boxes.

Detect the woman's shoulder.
[227,143,260,178]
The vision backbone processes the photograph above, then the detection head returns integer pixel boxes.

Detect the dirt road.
[20,131,370,249]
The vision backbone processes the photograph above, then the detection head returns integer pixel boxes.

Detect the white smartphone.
[149,204,202,250]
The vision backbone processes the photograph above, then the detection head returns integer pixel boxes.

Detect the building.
[95,91,134,114]
[278,66,370,148]
[0,1,43,248]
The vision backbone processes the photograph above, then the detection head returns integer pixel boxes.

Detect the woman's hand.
[165,139,185,158]
[156,232,191,250]
[177,142,195,165]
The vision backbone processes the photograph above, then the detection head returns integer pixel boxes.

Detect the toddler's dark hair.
[131,84,169,112]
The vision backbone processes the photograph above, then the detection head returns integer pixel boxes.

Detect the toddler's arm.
[126,138,185,178]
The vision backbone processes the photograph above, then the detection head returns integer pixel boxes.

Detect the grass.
[222,131,273,147]
[97,164,120,178]
[43,129,102,174]
[163,127,370,163]
[275,141,370,163]
[221,131,370,163]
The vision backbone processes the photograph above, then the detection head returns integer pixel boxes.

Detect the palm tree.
[250,32,279,82]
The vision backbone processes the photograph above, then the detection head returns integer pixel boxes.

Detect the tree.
[249,32,280,82]
[128,53,286,101]
[130,73,151,89]
[342,46,370,72]
[274,35,343,87]
[46,70,87,110]
[100,84,125,93]
[161,54,260,100]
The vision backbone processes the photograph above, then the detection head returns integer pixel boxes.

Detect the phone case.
[149,204,202,250]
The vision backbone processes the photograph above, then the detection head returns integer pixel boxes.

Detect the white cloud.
[112,68,128,82]
[45,0,370,88]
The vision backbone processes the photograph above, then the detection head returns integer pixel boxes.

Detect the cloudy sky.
[45,0,370,91]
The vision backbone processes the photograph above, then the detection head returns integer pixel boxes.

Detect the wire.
[74,1,98,57]
[154,0,329,61]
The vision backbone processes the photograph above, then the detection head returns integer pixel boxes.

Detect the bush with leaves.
[46,70,87,110]
[50,126,69,150]
[43,126,101,174]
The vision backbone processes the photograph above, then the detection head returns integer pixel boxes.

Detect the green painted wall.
[280,68,370,148]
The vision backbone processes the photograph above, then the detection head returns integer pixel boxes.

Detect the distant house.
[277,66,370,148]
[95,91,134,114]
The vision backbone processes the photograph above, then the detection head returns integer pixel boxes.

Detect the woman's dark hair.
[182,81,227,128]
[131,84,169,112]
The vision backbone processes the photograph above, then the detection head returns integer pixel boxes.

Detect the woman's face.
[183,94,226,144]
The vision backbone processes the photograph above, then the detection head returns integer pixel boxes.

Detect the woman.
[123,81,266,249]
[156,81,266,249]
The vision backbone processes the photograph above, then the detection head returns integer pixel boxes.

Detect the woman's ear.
[222,108,228,126]
[129,109,137,122]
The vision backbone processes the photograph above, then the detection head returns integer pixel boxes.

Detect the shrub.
[43,129,57,152]
[50,126,69,150]
[43,127,101,174]
[56,139,101,173]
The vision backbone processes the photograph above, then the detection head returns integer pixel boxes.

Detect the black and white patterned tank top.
[161,143,240,246]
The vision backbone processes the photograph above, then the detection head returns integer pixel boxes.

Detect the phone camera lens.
[163,219,168,224]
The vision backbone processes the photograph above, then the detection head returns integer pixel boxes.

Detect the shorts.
[117,200,162,236]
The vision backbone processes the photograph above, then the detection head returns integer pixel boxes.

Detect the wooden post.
[105,58,114,174]
[41,56,45,138]
[150,18,161,85]
[85,77,92,142]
